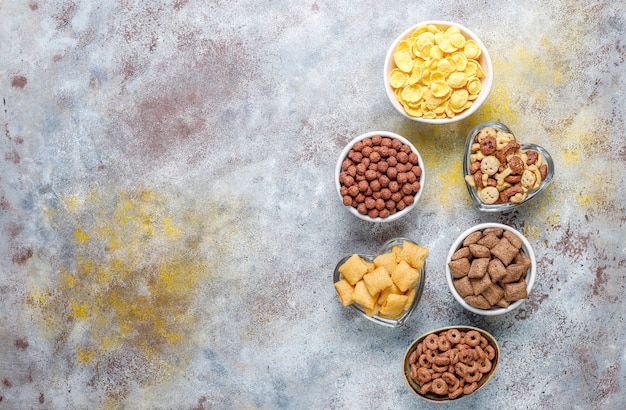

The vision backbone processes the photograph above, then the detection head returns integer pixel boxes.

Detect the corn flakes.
[389,24,486,119]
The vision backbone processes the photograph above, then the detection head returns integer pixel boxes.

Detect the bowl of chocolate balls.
[336,131,424,222]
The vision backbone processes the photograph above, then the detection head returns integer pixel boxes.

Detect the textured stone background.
[1,0,625,408]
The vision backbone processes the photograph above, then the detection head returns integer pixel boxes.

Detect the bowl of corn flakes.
[333,238,429,327]
[384,21,493,124]
[463,121,555,212]
[445,223,536,316]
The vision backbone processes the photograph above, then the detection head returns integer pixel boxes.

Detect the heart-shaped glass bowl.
[403,326,500,402]
[333,238,426,328]
[463,121,554,212]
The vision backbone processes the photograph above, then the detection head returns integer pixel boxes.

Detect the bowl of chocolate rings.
[335,131,424,222]
[463,121,554,212]
[404,326,500,402]
[445,223,536,316]
[384,21,493,124]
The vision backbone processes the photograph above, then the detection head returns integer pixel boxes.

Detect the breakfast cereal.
[448,227,530,310]
[408,328,496,400]
[339,135,422,219]
[465,126,549,205]
[389,24,485,119]
[334,240,429,319]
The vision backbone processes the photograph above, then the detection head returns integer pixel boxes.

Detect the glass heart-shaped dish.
[333,238,426,328]
[463,121,554,212]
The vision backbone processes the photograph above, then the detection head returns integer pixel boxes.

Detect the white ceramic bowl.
[335,131,425,223]
[384,20,493,124]
[445,223,536,316]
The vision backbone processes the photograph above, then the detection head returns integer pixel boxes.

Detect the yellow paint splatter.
[28,187,217,400]
[576,192,591,207]
[521,224,541,242]
[164,215,181,239]
[74,226,90,243]
[434,157,468,206]
[471,80,519,127]
[76,350,94,365]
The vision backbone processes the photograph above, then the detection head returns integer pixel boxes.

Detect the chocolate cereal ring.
[410,363,419,380]
[442,372,460,392]
[465,366,482,383]
[431,378,449,395]
[478,357,492,373]
[456,343,470,352]
[416,342,424,357]
[416,367,432,384]
[479,336,488,350]
[437,335,452,351]
[463,381,478,395]
[432,363,450,373]
[409,350,419,365]
[474,345,486,360]
[448,386,463,400]
[420,382,432,395]
[424,334,439,351]
[434,355,451,367]
[458,349,473,364]
[465,330,481,347]
[464,361,478,373]
[485,345,496,360]
[448,348,460,364]
[454,362,467,378]
[418,354,430,368]
[424,349,438,364]
[446,328,462,345]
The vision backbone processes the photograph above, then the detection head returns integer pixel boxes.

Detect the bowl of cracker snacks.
[384,21,493,124]
[463,121,555,212]
[445,223,536,316]
[336,131,424,222]
[333,238,429,327]
[404,326,500,401]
